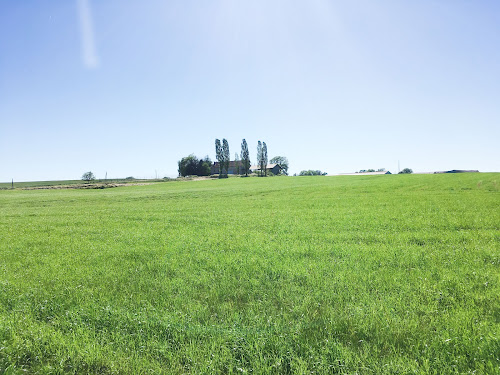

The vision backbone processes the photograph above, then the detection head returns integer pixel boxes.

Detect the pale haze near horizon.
[1,0,499,182]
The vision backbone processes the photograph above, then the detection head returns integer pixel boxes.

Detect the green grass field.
[1,174,499,374]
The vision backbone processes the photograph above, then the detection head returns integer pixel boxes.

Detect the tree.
[299,170,327,176]
[270,156,289,175]
[215,139,223,176]
[178,154,212,177]
[241,139,251,177]
[178,154,197,177]
[199,156,212,176]
[262,142,268,176]
[398,168,413,174]
[257,141,263,177]
[82,171,95,183]
[234,153,241,175]
[222,139,230,178]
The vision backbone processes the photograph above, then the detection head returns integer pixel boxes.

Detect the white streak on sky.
[77,0,99,68]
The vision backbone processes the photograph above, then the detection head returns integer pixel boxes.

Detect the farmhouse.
[250,164,281,175]
[211,161,245,175]
[339,171,392,176]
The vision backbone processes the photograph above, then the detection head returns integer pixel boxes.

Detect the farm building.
[434,170,479,174]
[211,162,282,175]
[339,171,392,176]
[250,164,281,175]
[211,161,244,175]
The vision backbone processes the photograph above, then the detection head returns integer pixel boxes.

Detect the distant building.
[250,164,281,175]
[339,171,392,176]
[211,161,243,175]
[434,170,479,174]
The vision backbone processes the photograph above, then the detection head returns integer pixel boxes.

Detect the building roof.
[250,164,279,170]
[212,161,243,167]
[434,169,479,174]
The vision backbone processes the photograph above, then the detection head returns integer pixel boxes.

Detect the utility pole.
[11,178,13,189]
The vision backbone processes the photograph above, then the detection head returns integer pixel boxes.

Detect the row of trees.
[357,168,386,173]
[298,170,327,176]
[177,139,289,178]
[215,138,271,177]
[355,167,413,174]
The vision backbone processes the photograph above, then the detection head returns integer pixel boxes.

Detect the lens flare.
[77,0,99,69]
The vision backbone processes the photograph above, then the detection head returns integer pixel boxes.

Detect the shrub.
[299,170,327,176]
[399,168,413,174]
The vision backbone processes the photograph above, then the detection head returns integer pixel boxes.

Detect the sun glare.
[77,0,99,69]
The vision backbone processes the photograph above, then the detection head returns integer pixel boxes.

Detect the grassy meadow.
[0,173,499,374]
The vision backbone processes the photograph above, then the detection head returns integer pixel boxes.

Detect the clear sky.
[1,0,499,181]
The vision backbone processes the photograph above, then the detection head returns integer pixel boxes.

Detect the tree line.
[298,170,327,176]
[216,138,267,178]
[177,155,212,177]
[178,139,288,177]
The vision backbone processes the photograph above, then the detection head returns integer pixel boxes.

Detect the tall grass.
[0,173,498,373]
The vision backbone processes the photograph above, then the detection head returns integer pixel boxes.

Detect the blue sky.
[1,0,499,181]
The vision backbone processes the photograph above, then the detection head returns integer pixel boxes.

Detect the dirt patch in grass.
[22,183,155,190]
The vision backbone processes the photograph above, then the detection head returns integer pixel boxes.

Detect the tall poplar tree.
[240,139,250,177]
[257,141,263,177]
[215,139,223,176]
[222,138,230,177]
[262,142,268,176]
[234,153,241,175]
